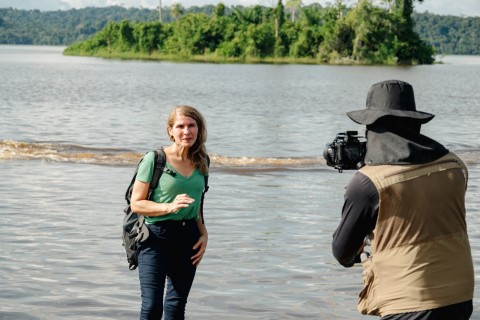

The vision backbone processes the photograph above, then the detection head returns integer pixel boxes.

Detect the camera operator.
[331,80,474,319]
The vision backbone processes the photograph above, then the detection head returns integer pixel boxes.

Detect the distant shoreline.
[3,44,479,65]
[63,49,480,66]
[62,49,364,65]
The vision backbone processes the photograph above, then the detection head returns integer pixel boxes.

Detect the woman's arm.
[130,180,194,216]
[191,213,208,266]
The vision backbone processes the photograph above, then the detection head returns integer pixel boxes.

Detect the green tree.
[246,23,276,57]
[117,20,135,50]
[171,3,185,21]
[286,0,302,22]
[133,22,163,53]
[214,3,226,17]
[101,20,120,51]
[317,3,345,62]
[217,30,247,58]
[391,0,434,64]
[163,13,209,56]
[274,0,285,38]
[289,6,324,58]
[348,0,396,63]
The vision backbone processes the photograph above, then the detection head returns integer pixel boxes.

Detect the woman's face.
[169,114,198,148]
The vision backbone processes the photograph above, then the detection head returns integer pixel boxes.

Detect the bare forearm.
[131,200,172,217]
[197,218,208,236]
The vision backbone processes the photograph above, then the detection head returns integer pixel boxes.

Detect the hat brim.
[347,109,435,125]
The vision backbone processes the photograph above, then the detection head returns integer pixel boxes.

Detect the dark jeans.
[138,219,200,320]
[381,300,473,320]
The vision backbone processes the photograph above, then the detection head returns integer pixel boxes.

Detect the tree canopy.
[1,2,479,63]
[63,1,436,65]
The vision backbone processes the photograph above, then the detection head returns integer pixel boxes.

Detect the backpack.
[122,148,209,270]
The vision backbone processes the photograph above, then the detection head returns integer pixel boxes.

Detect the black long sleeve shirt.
[332,171,379,267]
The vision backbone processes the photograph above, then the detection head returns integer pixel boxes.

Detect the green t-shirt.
[136,151,206,224]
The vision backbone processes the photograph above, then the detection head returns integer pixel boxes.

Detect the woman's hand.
[168,194,195,213]
[191,234,208,266]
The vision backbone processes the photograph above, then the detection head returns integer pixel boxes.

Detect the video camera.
[323,131,366,173]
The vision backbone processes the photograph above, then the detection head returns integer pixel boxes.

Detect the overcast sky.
[0,0,479,17]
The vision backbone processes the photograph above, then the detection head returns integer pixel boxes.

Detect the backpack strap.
[199,154,210,224]
[125,148,167,205]
[131,148,167,240]
[149,148,167,198]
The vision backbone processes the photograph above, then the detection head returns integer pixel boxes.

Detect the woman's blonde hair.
[167,105,208,174]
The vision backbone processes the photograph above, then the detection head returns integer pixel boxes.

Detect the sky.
[0,0,479,17]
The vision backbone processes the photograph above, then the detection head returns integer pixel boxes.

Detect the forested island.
[1,0,479,65]
[64,0,436,65]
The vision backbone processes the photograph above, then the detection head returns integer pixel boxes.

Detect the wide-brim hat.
[347,80,435,125]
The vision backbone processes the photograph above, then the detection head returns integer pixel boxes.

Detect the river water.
[0,45,479,319]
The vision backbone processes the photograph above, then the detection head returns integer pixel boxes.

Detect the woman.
[130,105,209,319]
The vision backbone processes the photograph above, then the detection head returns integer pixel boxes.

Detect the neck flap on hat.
[364,119,448,165]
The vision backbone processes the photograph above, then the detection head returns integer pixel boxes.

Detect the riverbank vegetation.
[64,0,436,65]
[1,1,479,62]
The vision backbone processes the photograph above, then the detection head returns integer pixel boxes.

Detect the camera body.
[323,131,366,172]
